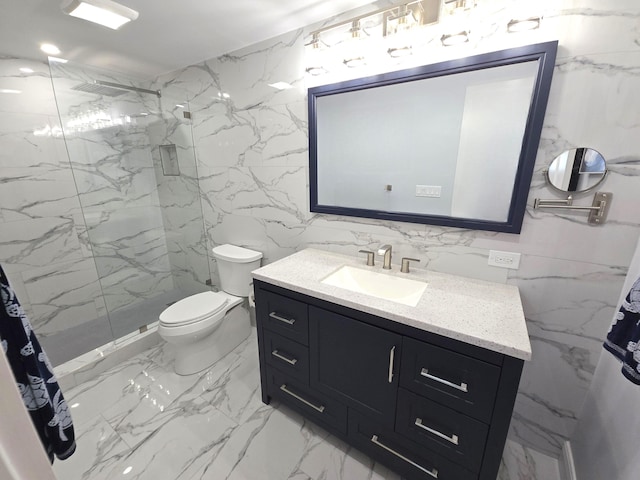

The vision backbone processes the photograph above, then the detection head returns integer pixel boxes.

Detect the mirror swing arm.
[533,192,612,225]
[534,168,612,225]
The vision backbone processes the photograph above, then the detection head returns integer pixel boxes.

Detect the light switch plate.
[416,185,442,197]
[488,250,521,269]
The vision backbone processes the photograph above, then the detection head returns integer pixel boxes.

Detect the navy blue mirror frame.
[308,41,558,234]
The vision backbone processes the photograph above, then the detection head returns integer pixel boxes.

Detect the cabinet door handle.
[280,384,325,413]
[420,368,468,393]
[415,417,459,445]
[271,349,298,365]
[388,346,396,383]
[371,435,438,478]
[269,311,296,325]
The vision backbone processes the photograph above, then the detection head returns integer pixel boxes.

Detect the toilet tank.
[211,244,263,297]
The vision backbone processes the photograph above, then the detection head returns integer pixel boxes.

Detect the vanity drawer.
[396,388,488,472]
[264,330,309,384]
[400,338,501,423]
[267,368,347,434]
[348,410,476,480]
[261,290,309,345]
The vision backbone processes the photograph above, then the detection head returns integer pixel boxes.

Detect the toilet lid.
[159,291,228,326]
[212,244,262,263]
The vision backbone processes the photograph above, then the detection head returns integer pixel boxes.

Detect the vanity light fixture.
[385,4,417,58]
[19,67,34,73]
[61,0,139,30]
[0,89,22,94]
[387,45,413,58]
[343,21,368,68]
[441,30,470,46]
[305,33,328,76]
[507,16,542,33]
[305,1,438,73]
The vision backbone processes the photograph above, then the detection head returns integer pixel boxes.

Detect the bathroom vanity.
[252,249,530,480]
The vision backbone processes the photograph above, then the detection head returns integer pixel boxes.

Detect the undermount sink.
[321,265,427,307]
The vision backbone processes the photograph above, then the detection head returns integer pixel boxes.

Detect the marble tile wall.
[0,56,107,342]
[0,56,207,363]
[156,0,640,457]
[49,62,175,316]
[147,92,211,295]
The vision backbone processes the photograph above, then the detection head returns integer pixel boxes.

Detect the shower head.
[71,80,161,98]
[71,82,128,97]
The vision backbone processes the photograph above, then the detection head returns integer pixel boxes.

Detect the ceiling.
[0,0,378,79]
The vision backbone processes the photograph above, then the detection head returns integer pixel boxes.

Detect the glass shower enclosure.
[43,60,210,362]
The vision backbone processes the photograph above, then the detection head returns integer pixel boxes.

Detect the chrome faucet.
[377,244,392,270]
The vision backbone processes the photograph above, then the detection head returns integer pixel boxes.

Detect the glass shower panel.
[50,61,210,340]
[148,93,211,299]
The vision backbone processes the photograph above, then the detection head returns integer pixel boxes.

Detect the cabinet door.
[309,306,401,427]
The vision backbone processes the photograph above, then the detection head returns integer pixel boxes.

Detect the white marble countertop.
[252,248,531,361]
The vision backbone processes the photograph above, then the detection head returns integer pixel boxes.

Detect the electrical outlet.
[488,250,521,269]
[416,185,442,197]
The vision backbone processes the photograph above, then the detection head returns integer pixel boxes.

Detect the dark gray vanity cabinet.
[309,306,402,428]
[254,280,524,480]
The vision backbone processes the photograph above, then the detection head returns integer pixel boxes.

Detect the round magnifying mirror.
[546,148,607,194]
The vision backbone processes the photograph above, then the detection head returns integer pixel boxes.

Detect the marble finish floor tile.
[54,331,562,480]
[498,439,562,480]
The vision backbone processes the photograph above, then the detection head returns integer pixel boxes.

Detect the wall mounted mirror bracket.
[534,147,611,225]
[534,192,612,225]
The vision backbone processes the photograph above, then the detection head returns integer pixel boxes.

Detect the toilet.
[158,244,262,375]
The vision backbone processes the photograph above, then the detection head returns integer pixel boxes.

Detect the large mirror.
[309,41,558,233]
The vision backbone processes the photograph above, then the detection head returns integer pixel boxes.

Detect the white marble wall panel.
[86,206,173,314]
[0,57,59,116]
[0,57,107,361]
[50,61,179,321]
[0,216,85,274]
[19,258,103,337]
[155,0,640,458]
[0,165,82,222]
[149,86,211,292]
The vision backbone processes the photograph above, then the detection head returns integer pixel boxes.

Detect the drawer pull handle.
[388,345,396,383]
[270,312,296,325]
[271,349,298,365]
[420,368,468,393]
[280,384,325,413]
[371,435,438,479]
[415,418,459,445]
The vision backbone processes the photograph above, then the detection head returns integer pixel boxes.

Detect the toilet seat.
[159,291,228,328]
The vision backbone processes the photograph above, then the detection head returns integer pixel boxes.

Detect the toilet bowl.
[158,244,262,375]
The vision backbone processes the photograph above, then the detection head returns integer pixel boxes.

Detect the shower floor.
[41,288,198,366]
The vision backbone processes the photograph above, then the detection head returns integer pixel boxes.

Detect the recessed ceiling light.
[61,0,139,30]
[48,56,69,64]
[0,89,22,94]
[268,82,294,90]
[40,43,61,55]
[19,67,34,73]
